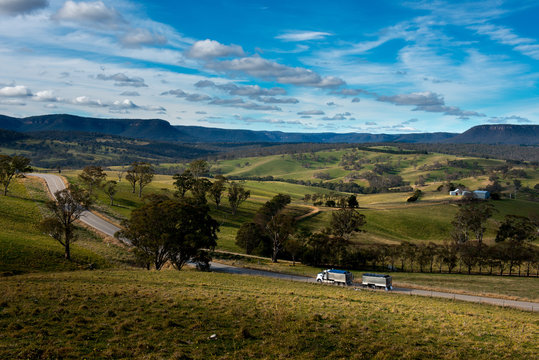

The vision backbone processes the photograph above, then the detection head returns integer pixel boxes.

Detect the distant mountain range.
[0,114,537,145]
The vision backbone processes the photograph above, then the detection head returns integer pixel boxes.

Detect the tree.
[78,166,106,198]
[329,208,366,241]
[39,185,91,260]
[126,162,154,198]
[191,178,212,203]
[117,167,126,182]
[209,176,227,208]
[254,194,293,262]
[173,170,195,198]
[0,155,32,196]
[236,222,266,255]
[451,199,495,244]
[495,215,537,275]
[189,159,210,180]
[102,180,118,206]
[228,181,250,215]
[285,230,307,265]
[136,163,154,198]
[125,172,137,194]
[117,197,218,270]
[347,194,359,208]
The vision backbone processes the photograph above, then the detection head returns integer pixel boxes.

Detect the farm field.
[60,143,539,250]
[0,269,537,360]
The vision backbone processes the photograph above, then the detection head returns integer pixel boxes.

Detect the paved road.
[31,173,124,240]
[33,173,538,312]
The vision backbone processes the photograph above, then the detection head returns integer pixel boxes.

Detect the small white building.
[449,188,465,196]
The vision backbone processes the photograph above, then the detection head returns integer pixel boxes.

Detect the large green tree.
[254,194,294,263]
[329,208,366,241]
[495,215,537,275]
[117,197,218,270]
[209,175,227,208]
[173,170,195,198]
[126,162,154,198]
[0,155,32,196]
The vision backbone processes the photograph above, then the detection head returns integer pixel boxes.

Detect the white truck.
[361,273,392,290]
[316,269,353,286]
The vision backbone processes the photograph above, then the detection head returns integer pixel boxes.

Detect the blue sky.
[0,0,538,133]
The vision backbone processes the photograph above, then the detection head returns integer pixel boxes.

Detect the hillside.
[1,269,536,359]
[446,124,539,145]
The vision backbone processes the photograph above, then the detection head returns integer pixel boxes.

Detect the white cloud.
[187,39,245,59]
[0,85,32,97]
[53,1,124,27]
[208,55,345,88]
[0,0,48,16]
[470,24,539,60]
[120,28,167,48]
[33,90,61,102]
[120,91,140,96]
[276,31,332,42]
[72,95,104,107]
[194,80,287,97]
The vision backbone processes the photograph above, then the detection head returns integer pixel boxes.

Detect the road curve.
[32,173,538,312]
[30,173,123,240]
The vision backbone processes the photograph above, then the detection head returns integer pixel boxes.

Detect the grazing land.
[0,269,537,360]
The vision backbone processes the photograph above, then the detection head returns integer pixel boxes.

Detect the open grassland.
[0,177,132,274]
[0,269,537,360]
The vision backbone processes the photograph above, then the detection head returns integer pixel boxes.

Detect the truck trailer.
[362,273,392,290]
[316,269,353,286]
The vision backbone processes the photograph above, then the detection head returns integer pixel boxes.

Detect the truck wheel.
[317,279,322,283]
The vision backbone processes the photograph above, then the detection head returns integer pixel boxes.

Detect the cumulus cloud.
[72,95,104,107]
[0,0,48,16]
[0,85,32,97]
[297,110,324,115]
[377,91,484,118]
[33,90,61,102]
[487,115,531,124]
[120,28,167,48]
[96,73,148,87]
[378,91,444,106]
[187,39,245,59]
[195,111,207,114]
[207,55,345,88]
[351,97,360,103]
[276,31,332,42]
[53,0,125,27]
[365,121,377,125]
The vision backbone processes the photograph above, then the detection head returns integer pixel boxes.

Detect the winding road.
[32,173,538,312]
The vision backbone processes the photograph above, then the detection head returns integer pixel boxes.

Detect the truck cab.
[316,269,353,286]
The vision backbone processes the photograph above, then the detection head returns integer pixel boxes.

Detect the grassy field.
[0,269,537,359]
[0,177,133,274]
[211,255,539,301]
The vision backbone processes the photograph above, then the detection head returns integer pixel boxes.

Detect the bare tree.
[102,180,118,206]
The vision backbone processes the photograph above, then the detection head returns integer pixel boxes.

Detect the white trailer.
[316,269,353,286]
[362,273,392,290]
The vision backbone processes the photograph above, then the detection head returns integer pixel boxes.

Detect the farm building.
[473,190,490,199]
[449,188,464,196]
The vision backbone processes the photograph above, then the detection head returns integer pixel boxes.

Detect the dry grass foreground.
[1,269,537,359]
